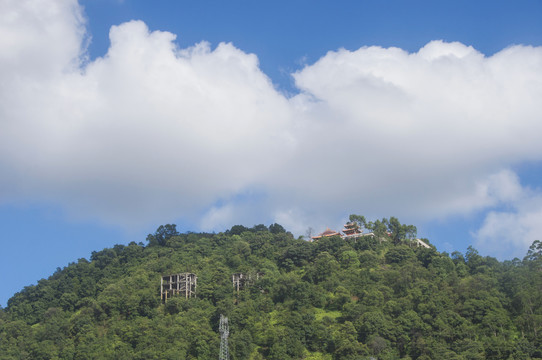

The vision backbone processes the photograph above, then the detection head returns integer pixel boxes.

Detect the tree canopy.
[1,217,541,359]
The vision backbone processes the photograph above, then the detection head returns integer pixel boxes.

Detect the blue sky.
[1,0,542,307]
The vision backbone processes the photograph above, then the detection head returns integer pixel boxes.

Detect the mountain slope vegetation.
[1,218,541,360]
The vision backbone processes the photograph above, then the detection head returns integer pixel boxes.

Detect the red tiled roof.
[311,227,340,239]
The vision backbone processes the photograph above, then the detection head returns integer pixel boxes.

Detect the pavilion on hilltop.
[311,221,367,241]
[311,228,341,241]
[342,222,363,239]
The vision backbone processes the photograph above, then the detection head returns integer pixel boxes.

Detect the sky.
[1,0,542,307]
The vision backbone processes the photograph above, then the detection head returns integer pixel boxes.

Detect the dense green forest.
[1,216,541,359]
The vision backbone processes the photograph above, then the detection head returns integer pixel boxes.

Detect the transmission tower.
[219,314,230,360]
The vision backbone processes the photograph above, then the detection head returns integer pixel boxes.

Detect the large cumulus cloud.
[287,43,542,213]
[0,1,293,227]
[2,0,542,258]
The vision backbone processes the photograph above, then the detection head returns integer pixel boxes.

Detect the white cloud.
[284,42,542,221]
[474,195,542,259]
[1,0,542,257]
[472,170,542,259]
[0,11,294,227]
[0,0,86,77]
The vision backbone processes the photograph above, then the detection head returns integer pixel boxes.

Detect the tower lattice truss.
[219,314,229,360]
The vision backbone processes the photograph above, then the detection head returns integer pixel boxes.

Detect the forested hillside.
[1,217,541,360]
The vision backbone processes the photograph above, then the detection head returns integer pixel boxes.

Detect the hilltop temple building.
[342,222,363,239]
[310,227,341,241]
[310,221,430,248]
[311,222,365,241]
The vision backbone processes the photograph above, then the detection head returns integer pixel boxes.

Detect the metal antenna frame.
[219,314,229,360]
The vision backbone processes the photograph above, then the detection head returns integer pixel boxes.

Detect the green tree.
[146,224,179,246]
[269,223,286,234]
[348,214,367,229]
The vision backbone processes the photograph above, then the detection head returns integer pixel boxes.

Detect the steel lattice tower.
[219,314,229,360]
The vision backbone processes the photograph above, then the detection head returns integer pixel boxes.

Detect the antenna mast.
[219,314,229,360]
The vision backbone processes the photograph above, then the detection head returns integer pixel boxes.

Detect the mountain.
[1,219,541,359]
